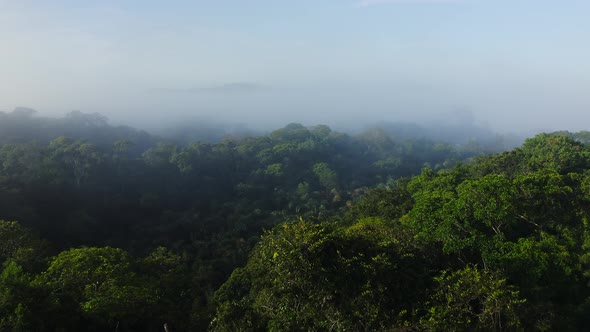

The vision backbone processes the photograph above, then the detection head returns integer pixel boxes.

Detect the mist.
[1,0,589,136]
[4,2,590,329]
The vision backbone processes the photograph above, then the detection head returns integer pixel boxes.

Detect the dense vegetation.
[3,109,590,330]
[213,132,590,331]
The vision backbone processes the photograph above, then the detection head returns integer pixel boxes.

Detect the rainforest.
[3,0,590,331]
[1,110,590,331]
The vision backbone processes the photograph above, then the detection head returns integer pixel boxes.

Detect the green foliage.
[212,219,433,331]
[312,162,338,190]
[8,114,590,331]
[141,247,193,330]
[36,247,157,329]
[142,142,177,167]
[48,137,105,186]
[0,221,34,263]
[420,266,524,331]
[0,221,46,271]
[213,132,590,331]
[0,261,34,331]
[520,133,590,174]
[404,166,469,252]
[263,163,283,177]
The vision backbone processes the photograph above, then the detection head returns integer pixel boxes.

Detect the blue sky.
[1,0,589,132]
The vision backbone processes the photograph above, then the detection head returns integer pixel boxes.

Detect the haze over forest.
[4,1,590,331]
[1,0,589,133]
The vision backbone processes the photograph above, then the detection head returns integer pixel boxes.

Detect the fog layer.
[1,1,589,134]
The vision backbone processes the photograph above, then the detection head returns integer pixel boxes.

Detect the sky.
[1,0,589,133]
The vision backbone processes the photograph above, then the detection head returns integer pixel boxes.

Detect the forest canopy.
[1,110,590,330]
